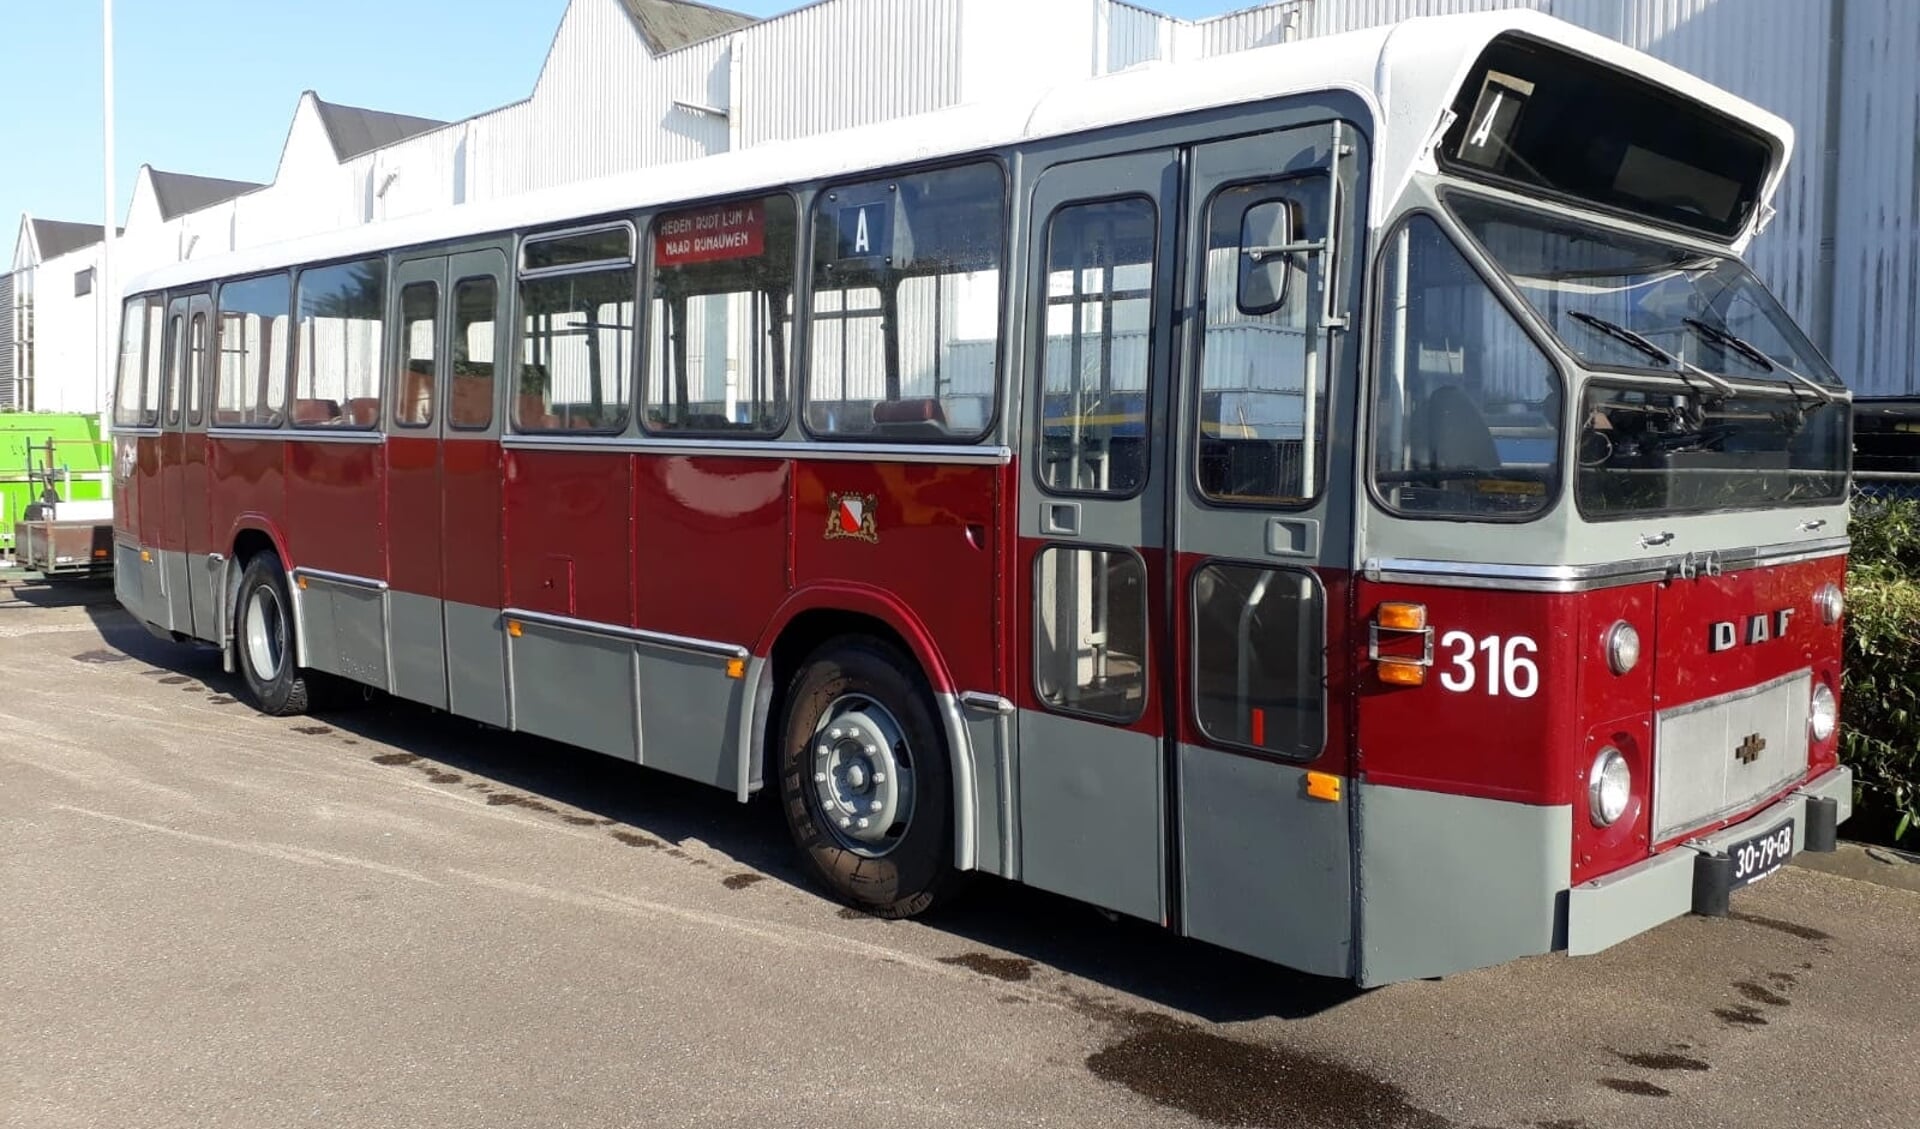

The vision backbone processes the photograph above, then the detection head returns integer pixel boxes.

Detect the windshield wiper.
[1567,310,1737,400]
[1682,316,1837,405]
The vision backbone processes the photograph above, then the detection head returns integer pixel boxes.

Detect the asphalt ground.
[3,575,1917,1129]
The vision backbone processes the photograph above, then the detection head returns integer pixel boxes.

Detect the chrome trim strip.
[231,428,385,445]
[735,655,768,803]
[501,434,1013,466]
[1365,536,1850,592]
[109,427,163,438]
[1660,666,1810,722]
[292,567,388,592]
[936,691,979,874]
[500,607,748,660]
[959,691,1015,716]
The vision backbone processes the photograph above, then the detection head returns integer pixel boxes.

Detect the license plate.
[1729,820,1795,888]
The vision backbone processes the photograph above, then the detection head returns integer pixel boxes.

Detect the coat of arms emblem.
[824,492,879,543]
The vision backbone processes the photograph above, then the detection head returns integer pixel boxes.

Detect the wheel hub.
[810,696,914,854]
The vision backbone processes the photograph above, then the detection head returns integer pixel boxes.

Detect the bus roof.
[125,8,1791,298]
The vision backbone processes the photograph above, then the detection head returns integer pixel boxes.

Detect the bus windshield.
[1447,196,1849,517]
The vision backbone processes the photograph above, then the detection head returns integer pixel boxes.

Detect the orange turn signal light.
[1305,771,1343,802]
[1377,602,1427,631]
[1377,660,1426,687]
[506,619,523,638]
[725,658,746,680]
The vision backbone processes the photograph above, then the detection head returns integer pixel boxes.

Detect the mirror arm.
[1320,120,1351,331]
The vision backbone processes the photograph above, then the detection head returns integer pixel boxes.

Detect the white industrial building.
[4,0,1917,414]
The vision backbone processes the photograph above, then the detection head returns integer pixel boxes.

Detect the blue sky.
[1,0,1248,242]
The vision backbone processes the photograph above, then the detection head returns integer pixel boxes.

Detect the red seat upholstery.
[291,398,340,424]
[346,397,382,428]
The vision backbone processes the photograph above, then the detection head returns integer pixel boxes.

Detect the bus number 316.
[1437,631,1541,698]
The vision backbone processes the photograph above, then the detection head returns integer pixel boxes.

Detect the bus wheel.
[778,637,958,918]
[235,552,311,717]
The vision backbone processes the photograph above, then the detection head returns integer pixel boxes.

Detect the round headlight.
[1810,682,1838,743]
[1589,747,1632,828]
[1605,621,1641,675]
[1814,583,1845,626]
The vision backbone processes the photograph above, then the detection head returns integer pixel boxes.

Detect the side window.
[1191,563,1323,758]
[216,274,291,427]
[1196,177,1328,506]
[164,312,186,427]
[396,282,438,428]
[515,225,634,432]
[450,277,497,430]
[112,298,150,427]
[807,161,1004,440]
[646,194,795,435]
[1037,197,1156,496]
[1371,216,1561,518]
[294,259,386,429]
[187,312,208,426]
[1034,546,1148,722]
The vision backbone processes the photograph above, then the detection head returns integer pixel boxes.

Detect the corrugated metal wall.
[735,0,963,148]
[0,273,16,410]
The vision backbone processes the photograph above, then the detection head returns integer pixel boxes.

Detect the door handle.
[1042,502,1081,537]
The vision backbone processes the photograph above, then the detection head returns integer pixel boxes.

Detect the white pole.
[99,0,116,433]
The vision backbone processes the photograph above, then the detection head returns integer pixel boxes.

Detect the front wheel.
[235,551,312,717]
[778,637,960,918]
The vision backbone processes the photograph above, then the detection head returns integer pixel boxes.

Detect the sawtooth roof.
[148,169,264,220]
[312,97,448,161]
[30,219,108,259]
[619,0,757,53]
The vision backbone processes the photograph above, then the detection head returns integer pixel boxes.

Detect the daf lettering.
[1710,609,1795,653]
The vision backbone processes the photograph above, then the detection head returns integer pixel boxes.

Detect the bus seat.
[292,398,341,424]
[1417,384,1499,472]
[871,397,948,437]
[346,397,383,427]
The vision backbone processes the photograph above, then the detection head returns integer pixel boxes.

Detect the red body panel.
[441,439,503,610]
[206,437,286,559]
[284,440,386,580]
[386,435,442,597]
[181,433,212,556]
[503,449,631,623]
[633,455,788,645]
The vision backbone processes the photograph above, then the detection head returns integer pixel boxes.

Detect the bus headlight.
[1589,747,1631,828]
[1810,682,1838,743]
[1814,583,1844,625]
[1605,621,1641,675]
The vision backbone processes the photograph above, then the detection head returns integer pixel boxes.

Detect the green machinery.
[1,413,112,560]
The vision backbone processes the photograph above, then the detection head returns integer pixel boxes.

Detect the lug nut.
[830,728,843,739]
[872,772,885,783]
[856,817,869,829]
[837,816,851,828]
[869,800,883,812]
[814,772,827,783]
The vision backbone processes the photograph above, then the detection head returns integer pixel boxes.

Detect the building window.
[293,259,385,429]
[74,268,94,298]
[806,161,1004,441]
[515,226,634,432]
[216,273,291,427]
[645,194,795,435]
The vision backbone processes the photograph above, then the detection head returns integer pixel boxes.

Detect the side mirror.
[1237,201,1296,317]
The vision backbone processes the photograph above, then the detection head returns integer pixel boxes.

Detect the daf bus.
[110,10,1854,985]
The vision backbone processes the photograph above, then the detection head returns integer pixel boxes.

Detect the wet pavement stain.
[1733,980,1791,1007]
[1085,1012,1453,1129]
[722,873,765,890]
[207,696,238,706]
[1714,1005,1768,1027]
[371,754,422,766]
[425,772,462,784]
[561,815,600,826]
[292,726,333,736]
[1766,971,1797,987]
[1599,1079,1671,1098]
[1616,1050,1710,1072]
[1532,1121,1594,1129]
[158,675,190,685]
[939,953,1036,982]
[997,994,1028,1005]
[610,830,666,850]
[487,793,558,814]
[70,650,131,664]
[837,906,873,920]
[179,683,204,691]
[1728,911,1832,942]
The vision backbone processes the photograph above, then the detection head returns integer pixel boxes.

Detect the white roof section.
[126,8,1793,298]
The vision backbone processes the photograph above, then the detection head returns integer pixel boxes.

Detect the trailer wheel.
[778,636,959,918]
[235,551,311,717]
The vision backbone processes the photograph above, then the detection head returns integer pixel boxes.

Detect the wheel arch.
[751,583,979,872]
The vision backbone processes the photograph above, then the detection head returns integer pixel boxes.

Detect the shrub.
[1842,497,1920,844]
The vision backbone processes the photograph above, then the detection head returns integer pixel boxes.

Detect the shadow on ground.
[67,594,1360,1025]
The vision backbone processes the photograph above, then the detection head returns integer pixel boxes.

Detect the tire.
[234,551,312,717]
[778,636,961,918]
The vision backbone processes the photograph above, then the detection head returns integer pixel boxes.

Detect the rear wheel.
[235,551,311,717]
[778,637,959,918]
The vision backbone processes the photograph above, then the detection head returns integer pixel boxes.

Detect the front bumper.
[1565,765,1852,956]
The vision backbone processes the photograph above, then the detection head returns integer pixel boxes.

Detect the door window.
[450,277,497,430]
[164,312,186,426]
[1191,563,1323,758]
[1195,177,1332,506]
[1036,197,1156,497]
[1034,546,1148,722]
[397,282,438,428]
[187,312,207,426]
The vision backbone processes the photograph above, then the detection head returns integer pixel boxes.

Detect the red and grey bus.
[110,10,1853,984]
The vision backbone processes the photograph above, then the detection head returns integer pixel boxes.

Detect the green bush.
[1843,497,1920,844]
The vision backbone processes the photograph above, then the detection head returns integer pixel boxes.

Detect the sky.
[0,0,1250,248]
